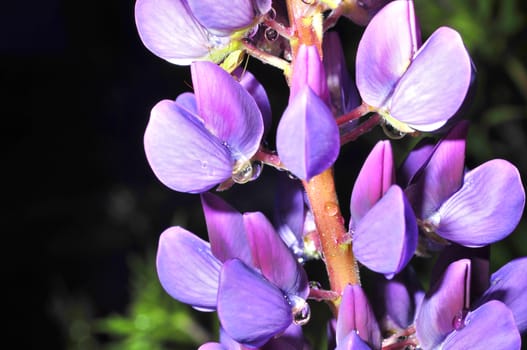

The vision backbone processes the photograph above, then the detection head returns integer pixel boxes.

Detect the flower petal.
[244,212,309,298]
[477,257,527,333]
[415,259,471,349]
[201,193,252,265]
[336,284,381,349]
[218,259,292,347]
[356,0,419,108]
[350,140,394,225]
[336,331,372,350]
[144,99,233,193]
[436,159,525,246]
[156,227,221,310]
[290,45,330,105]
[192,61,264,158]
[262,324,306,350]
[135,0,216,64]
[353,185,418,277]
[276,86,340,180]
[441,300,521,350]
[390,27,472,131]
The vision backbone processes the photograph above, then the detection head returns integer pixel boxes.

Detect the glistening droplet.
[264,27,278,42]
[287,295,311,326]
[231,160,263,184]
[381,121,406,139]
[452,309,468,330]
[324,202,339,216]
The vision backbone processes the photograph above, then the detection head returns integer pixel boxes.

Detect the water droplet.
[287,295,311,326]
[452,309,468,330]
[381,121,406,139]
[267,7,276,20]
[232,160,263,184]
[200,160,208,169]
[324,202,339,216]
[264,27,278,42]
[301,0,315,4]
[309,281,322,289]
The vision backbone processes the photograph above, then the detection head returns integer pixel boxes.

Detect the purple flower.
[349,140,418,278]
[403,121,526,248]
[144,61,265,193]
[355,0,472,133]
[135,0,271,65]
[276,45,340,180]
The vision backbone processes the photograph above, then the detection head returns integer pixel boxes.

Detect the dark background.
[3,1,526,349]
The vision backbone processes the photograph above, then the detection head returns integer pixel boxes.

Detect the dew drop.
[381,121,406,139]
[200,160,208,169]
[232,160,263,184]
[301,0,315,4]
[324,202,339,216]
[287,295,311,326]
[264,27,279,42]
[452,309,468,330]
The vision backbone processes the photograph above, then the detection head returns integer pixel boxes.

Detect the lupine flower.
[144,61,265,193]
[415,259,523,349]
[349,140,418,278]
[402,121,526,248]
[324,0,393,26]
[355,0,472,133]
[135,0,271,65]
[276,45,340,180]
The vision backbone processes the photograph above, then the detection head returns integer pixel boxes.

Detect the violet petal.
[353,185,418,277]
[290,45,330,105]
[356,0,419,108]
[144,99,233,193]
[262,324,306,350]
[415,259,471,349]
[244,212,309,298]
[336,284,381,349]
[156,227,221,310]
[191,61,264,159]
[350,140,394,224]
[135,0,215,65]
[218,259,292,348]
[437,159,525,246]
[390,27,472,131]
[276,86,340,180]
[336,331,372,350]
[198,344,226,350]
[201,192,252,265]
[442,300,521,350]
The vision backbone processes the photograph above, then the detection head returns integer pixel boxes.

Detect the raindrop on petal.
[381,120,406,139]
[264,27,279,42]
[232,160,263,184]
[452,309,468,330]
[287,295,311,326]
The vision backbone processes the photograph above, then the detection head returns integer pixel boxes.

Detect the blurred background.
[3,0,526,349]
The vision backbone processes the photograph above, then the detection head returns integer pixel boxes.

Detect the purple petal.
[390,27,472,131]
[218,259,292,348]
[244,212,309,298]
[397,138,436,187]
[406,121,468,219]
[356,0,419,108]
[350,140,395,225]
[156,227,221,310]
[477,257,527,333]
[276,86,340,180]
[441,301,521,350]
[353,185,418,277]
[336,285,381,349]
[174,92,199,114]
[323,31,360,115]
[135,0,217,65]
[191,61,264,158]
[436,159,525,246]
[198,344,227,350]
[187,0,268,33]
[201,193,252,265]
[262,324,306,350]
[144,99,233,193]
[290,45,330,105]
[415,259,471,349]
[234,68,272,138]
[336,331,372,350]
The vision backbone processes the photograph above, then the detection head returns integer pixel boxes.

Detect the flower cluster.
[136,0,526,349]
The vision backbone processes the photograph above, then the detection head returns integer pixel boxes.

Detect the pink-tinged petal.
[477,257,527,333]
[156,227,221,310]
[436,159,525,246]
[442,301,521,350]
[335,331,372,350]
[350,140,395,224]
[244,212,309,298]
[191,61,264,158]
[390,27,472,131]
[353,185,417,277]
[135,0,216,65]
[415,259,471,349]
[234,68,272,138]
[198,343,226,350]
[276,86,340,180]
[187,0,268,33]
[336,285,381,349]
[218,259,292,348]
[356,0,419,108]
[201,193,252,265]
[290,45,330,105]
[406,121,468,219]
[144,99,233,193]
[323,31,360,115]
